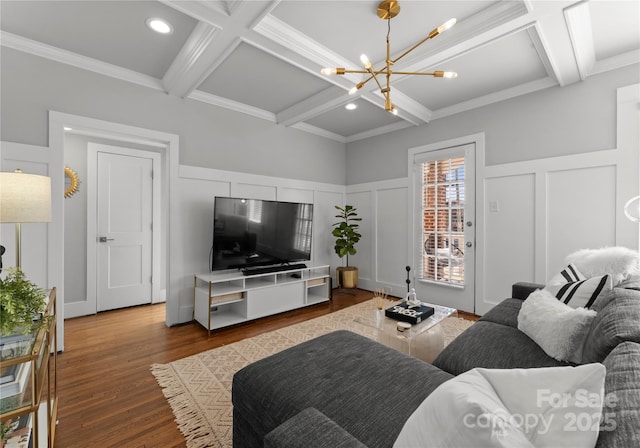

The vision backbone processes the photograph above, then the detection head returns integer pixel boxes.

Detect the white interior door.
[96,151,153,311]
[410,143,476,313]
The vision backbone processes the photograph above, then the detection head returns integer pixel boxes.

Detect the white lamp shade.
[0,172,52,223]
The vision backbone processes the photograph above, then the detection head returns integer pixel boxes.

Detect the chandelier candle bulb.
[360,54,372,69]
[319,1,458,111]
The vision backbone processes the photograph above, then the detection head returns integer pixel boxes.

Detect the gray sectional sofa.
[232,282,640,447]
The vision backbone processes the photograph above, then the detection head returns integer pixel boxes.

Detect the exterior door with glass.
[410,144,475,313]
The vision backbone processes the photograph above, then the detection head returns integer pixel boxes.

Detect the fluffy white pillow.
[544,273,612,309]
[517,289,596,363]
[565,247,640,286]
[394,364,606,448]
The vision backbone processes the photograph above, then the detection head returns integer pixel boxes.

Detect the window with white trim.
[420,156,465,285]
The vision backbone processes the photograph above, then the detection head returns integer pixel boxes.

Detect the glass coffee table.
[354,301,457,362]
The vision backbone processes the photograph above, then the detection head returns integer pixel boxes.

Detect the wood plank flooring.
[56,289,477,447]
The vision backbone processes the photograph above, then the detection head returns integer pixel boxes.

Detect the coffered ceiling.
[1,0,638,142]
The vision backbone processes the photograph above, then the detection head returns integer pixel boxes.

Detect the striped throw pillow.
[547,263,586,286]
[544,274,612,309]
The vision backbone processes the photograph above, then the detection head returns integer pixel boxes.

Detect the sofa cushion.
[582,287,640,363]
[264,408,367,448]
[479,298,523,328]
[394,364,606,448]
[232,330,453,448]
[517,289,597,363]
[432,321,569,376]
[596,342,640,448]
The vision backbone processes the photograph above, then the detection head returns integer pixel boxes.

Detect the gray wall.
[345,64,640,184]
[0,48,347,185]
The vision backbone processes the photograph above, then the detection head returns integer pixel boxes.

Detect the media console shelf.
[194,265,331,335]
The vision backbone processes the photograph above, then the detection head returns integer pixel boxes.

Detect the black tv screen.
[211,197,313,271]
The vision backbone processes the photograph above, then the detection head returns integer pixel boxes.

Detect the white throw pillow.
[517,289,596,363]
[544,273,612,309]
[394,364,606,448]
[547,263,585,286]
[565,247,640,286]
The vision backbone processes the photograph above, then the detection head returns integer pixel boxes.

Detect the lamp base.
[377,0,400,20]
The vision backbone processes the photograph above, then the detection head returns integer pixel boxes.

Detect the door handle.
[99,237,115,243]
[465,241,473,248]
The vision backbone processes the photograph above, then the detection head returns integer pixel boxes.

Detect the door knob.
[99,237,115,243]
[465,241,473,248]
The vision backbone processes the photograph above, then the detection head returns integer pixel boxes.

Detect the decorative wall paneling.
[177,165,344,322]
[345,178,409,299]
[0,141,65,349]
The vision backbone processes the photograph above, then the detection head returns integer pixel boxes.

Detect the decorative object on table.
[0,267,49,337]
[405,265,411,293]
[405,287,421,308]
[332,205,362,289]
[64,165,80,198]
[396,321,412,332]
[385,301,435,325]
[373,288,388,310]
[0,169,52,268]
[321,0,457,115]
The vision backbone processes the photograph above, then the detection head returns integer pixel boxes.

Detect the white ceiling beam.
[161,0,281,98]
[387,0,530,73]
[526,1,583,87]
[162,22,220,94]
[564,1,595,81]
[276,87,353,127]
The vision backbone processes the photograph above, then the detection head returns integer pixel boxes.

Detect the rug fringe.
[151,363,225,448]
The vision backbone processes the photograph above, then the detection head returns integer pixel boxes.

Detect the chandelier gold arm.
[320,0,457,114]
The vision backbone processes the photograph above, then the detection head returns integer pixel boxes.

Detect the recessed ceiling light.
[345,103,358,110]
[64,127,72,131]
[146,18,173,35]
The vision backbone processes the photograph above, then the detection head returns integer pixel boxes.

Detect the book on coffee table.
[385,302,435,324]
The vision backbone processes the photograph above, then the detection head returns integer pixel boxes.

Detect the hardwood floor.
[56,289,477,447]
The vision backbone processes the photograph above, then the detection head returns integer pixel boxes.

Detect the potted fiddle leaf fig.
[0,267,49,337]
[332,205,362,289]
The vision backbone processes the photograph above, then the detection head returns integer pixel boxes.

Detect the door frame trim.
[407,132,485,313]
[49,111,181,329]
[87,144,161,314]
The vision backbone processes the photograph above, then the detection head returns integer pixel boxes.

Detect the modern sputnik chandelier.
[321,0,457,115]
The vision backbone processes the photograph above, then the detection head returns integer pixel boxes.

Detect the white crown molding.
[432,76,558,121]
[291,122,346,143]
[163,22,220,94]
[564,1,595,81]
[0,31,164,91]
[346,121,414,143]
[592,50,640,77]
[188,89,276,122]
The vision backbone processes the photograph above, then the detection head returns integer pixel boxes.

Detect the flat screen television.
[211,197,313,272]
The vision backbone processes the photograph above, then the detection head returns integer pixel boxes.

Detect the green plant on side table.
[0,267,49,337]
[332,204,362,289]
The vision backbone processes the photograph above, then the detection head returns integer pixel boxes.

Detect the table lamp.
[0,169,52,269]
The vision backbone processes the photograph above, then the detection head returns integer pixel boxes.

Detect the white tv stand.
[193,265,331,335]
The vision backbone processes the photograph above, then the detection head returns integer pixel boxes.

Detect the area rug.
[151,299,474,448]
